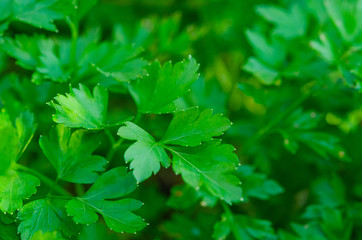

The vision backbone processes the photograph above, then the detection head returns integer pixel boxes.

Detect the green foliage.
[18,198,79,240]
[49,84,109,129]
[129,57,199,113]
[39,124,106,183]
[66,167,146,233]
[0,0,361,239]
[118,122,170,182]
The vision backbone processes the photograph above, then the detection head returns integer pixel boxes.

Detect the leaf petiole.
[15,164,72,197]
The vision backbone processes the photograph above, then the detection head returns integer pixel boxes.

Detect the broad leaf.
[1,35,43,70]
[129,56,199,113]
[66,167,146,233]
[169,141,242,204]
[11,0,74,32]
[49,84,108,129]
[39,124,106,183]
[92,44,148,82]
[161,107,231,147]
[0,170,40,214]
[118,122,170,182]
[18,199,80,240]
[0,110,38,214]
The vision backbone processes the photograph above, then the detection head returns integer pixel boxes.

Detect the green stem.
[15,164,72,196]
[66,16,78,70]
[221,202,242,240]
[244,88,315,151]
[105,133,125,170]
[134,111,143,124]
[47,195,73,200]
[105,129,116,145]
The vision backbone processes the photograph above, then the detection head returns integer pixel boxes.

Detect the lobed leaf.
[169,141,242,204]
[18,199,80,240]
[118,122,170,182]
[66,167,147,233]
[39,124,106,183]
[49,84,108,129]
[129,56,199,113]
[161,107,231,147]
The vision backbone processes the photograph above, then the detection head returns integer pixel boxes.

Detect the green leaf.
[245,29,286,67]
[11,0,74,32]
[0,111,19,174]
[235,165,284,201]
[39,124,106,183]
[30,231,61,240]
[213,214,277,240]
[312,175,345,207]
[291,223,327,240]
[256,4,307,39]
[118,122,170,182]
[0,170,40,214]
[310,33,336,64]
[0,110,38,214]
[36,38,70,82]
[1,35,43,71]
[129,56,199,113]
[168,141,242,204]
[324,0,361,43]
[66,167,146,233]
[49,84,109,129]
[243,57,279,85]
[18,199,80,240]
[0,109,36,173]
[92,44,148,83]
[161,107,231,147]
[296,132,350,161]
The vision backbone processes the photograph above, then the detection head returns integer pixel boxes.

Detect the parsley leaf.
[168,141,242,204]
[0,170,40,214]
[39,124,106,183]
[66,167,146,233]
[49,84,109,129]
[92,44,148,83]
[0,111,19,174]
[256,4,307,39]
[118,122,170,182]
[129,56,199,113]
[161,107,232,146]
[0,110,38,214]
[235,165,284,201]
[7,0,74,32]
[18,199,80,240]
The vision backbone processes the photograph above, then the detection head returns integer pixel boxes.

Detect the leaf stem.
[134,111,143,124]
[221,201,242,240]
[105,131,125,170]
[15,164,72,196]
[105,129,116,145]
[66,16,78,71]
